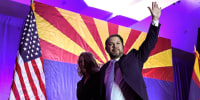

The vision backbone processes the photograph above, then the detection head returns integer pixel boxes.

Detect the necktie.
[106,60,116,100]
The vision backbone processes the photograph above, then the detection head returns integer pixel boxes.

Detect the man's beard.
[109,50,123,59]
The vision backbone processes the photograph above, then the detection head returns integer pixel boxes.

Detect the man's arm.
[137,2,161,64]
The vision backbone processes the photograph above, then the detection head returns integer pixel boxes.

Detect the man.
[100,2,161,100]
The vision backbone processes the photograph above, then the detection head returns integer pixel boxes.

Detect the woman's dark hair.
[77,52,99,77]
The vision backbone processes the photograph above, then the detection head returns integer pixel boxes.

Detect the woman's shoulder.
[90,72,100,83]
[92,71,100,78]
[77,77,84,86]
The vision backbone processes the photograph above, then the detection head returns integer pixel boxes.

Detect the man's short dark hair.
[105,34,124,46]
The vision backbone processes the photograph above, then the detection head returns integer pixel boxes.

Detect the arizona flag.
[189,28,200,100]
[34,1,173,100]
[9,6,47,100]
[189,50,200,100]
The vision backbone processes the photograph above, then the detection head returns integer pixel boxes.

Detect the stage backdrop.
[34,2,174,100]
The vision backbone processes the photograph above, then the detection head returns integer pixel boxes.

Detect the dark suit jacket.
[100,24,161,100]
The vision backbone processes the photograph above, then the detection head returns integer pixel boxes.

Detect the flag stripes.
[10,50,46,100]
[34,1,173,82]
[39,39,79,64]
[9,7,46,100]
[192,51,200,87]
[35,3,104,63]
[80,15,109,61]
[108,22,118,35]
[33,1,174,99]
[11,54,32,99]
[142,67,174,82]
[124,30,141,54]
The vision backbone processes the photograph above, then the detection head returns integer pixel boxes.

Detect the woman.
[76,52,101,100]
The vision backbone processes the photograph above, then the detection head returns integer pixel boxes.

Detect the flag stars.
[31,54,33,57]
[36,47,39,51]
[26,55,29,59]
[34,36,37,39]
[26,38,29,41]
[19,10,42,62]
[25,43,28,46]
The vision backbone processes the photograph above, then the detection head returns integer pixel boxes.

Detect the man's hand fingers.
[147,7,152,14]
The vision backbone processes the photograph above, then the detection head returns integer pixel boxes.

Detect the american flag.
[9,7,47,100]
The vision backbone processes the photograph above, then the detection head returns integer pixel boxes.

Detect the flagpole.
[31,0,34,4]
[31,0,35,11]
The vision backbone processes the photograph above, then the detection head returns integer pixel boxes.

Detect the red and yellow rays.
[34,1,173,82]
[192,51,200,88]
[143,37,173,82]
